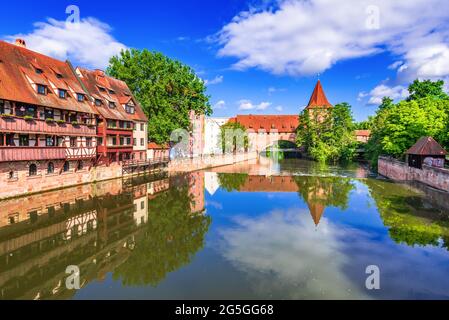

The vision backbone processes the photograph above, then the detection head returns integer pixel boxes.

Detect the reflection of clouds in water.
[219,209,369,299]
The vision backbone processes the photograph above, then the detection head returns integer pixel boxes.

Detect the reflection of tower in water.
[189,172,205,214]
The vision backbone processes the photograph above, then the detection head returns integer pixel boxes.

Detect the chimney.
[15,38,26,48]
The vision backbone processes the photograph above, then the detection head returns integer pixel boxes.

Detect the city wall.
[378,156,449,192]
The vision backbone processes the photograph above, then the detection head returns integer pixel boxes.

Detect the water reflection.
[0,172,209,300]
[1,159,449,299]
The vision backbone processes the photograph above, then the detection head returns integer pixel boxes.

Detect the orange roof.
[306,80,333,109]
[355,130,371,137]
[229,115,299,133]
[406,136,447,156]
[307,202,325,226]
[76,67,148,122]
[0,40,97,115]
[148,142,169,150]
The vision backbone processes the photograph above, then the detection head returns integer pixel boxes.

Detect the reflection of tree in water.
[113,185,211,287]
[364,179,449,249]
[294,175,355,210]
[217,173,248,192]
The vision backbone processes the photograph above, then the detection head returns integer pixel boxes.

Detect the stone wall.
[167,152,258,172]
[0,161,124,200]
[378,156,449,192]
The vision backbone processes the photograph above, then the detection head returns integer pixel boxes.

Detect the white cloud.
[7,18,127,69]
[275,105,283,112]
[388,61,404,70]
[268,86,286,94]
[217,0,449,82]
[365,84,409,105]
[204,75,224,85]
[214,100,226,109]
[239,99,272,111]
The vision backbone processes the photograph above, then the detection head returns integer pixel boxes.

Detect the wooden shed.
[406,136,447,169]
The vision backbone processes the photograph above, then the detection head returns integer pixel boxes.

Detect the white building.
[203,117,230,156]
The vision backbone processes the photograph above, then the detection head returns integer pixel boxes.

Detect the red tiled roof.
[76,67,148,122]
[148,142,169,150]
[306,80,333,109]
[355,130,371,137]
[229,115,299,133]
[406,136,447,156]
[0,40,97,114]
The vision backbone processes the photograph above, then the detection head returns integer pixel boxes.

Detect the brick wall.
[378,156,449,192]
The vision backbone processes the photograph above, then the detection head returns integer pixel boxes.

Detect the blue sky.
[2,0,449,121]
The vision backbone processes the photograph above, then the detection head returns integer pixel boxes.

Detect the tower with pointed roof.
[305,80,333,122]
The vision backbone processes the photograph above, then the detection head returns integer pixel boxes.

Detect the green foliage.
[112,183,211,286]
[107,49,212,145]
[354,116,375,130]
[219,122,249,153]
[217,173,249,192]
[294,175,355,210]
[408,79,448,101]
[366,91,449,168]
[296,103,357,163]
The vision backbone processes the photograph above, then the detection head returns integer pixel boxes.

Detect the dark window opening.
[37,85,46,95]
[29,164,37,176]
[63,161,70,172]
[47,162,54,174]
[59,89,67,99]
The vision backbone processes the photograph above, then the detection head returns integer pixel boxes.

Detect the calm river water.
[1,158,449,300]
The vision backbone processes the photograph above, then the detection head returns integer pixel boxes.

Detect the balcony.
[0,116,97,136]
[0,147,66,162]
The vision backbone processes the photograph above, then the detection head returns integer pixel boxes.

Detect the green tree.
[366,94,449,169]
[217,173,249,192]
[297,103,357,163]
[107,49,212,144]
[219,122,249,154]
[408,79,448,101]
[113,184,211,286]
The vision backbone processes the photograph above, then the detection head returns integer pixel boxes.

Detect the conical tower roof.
[306,80,333,109]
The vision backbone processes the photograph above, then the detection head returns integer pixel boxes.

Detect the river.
[1,158,449,300]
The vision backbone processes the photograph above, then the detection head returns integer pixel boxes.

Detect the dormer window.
[56,73,63,79]
[95,99,102,106]
[59,89,67,99]
[77,93,85,102]
[37,84,46,95]
[125,104,135,114]
[98,87,106,92]
[35,68,43,74]
[109,101,116,109]
[108,89,115,95]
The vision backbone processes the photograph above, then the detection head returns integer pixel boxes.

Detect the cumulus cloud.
[217,0,449,105]
[218,209,369,299]
[204,75,224,85]
[361,84,409,105]
[239,99,272,111]
[214,100,226,109]
[7,18,127,69]
[275,105,283,112]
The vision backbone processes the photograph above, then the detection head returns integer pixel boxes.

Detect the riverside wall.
[378,156,449,192]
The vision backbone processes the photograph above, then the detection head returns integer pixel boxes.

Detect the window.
[44,109,54,120]
[120,137,125,146]
[63,161,70,172]
[29,164,37,176]
[109,89,115,95]
[111,137,117,146]
[46,136,55,146]
[0,100,4,114]
[141,123,144,131]
[141,201,145,210]
[95,99,102,106]
[109,101,116,109]
[37,84,46,95]
[125,105,135,114]
[127,137,132,146]
[47,162,54,174]
[108,120,117,128]
[99,87,106,92]
[35,68,43,74]
[98,137,103,146]
[19,135,29,147]
[86,137,92,147]
[56,73,63,79]
[141,138,144,146]
[77,93,84,102]
[70,137,77,147]
[77,161,83,171]
[59,89,67,99]
[133,138,137,146]
[8,171,16,180]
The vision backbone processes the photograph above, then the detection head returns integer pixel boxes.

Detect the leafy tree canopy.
[408,79,448,101]
[296,103,357,163]
[107,49,212,144]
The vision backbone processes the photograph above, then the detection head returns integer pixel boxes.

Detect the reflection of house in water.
[0,175,175,300]
[189,172,205,214]
[237,175,326,226]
